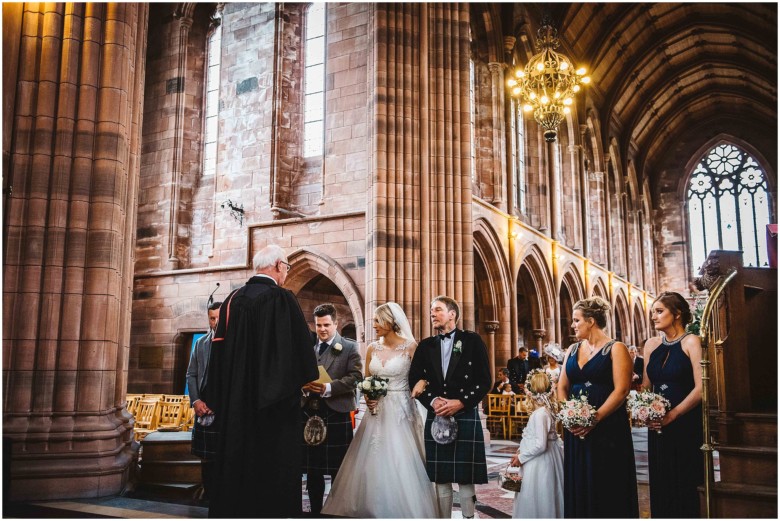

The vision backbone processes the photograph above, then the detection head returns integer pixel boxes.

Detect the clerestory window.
[303,3,326,158]
[203,9,222,178]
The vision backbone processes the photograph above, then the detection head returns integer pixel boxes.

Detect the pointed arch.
[613,289,630,343]
[473,219,512,322]
[517,245,555,346]
[631,298,648,347]
[591,275,609,301]
[285,248,365,342]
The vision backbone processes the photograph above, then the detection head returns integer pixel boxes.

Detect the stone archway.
[473,220,512,377]
[559,265,585,346]
[591,276,608,300]
[285,248,365,345]
[613,290,630,343]
[632,299,648,349]
[517,246,555,356]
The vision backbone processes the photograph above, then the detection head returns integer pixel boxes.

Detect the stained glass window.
[687,144,771,275]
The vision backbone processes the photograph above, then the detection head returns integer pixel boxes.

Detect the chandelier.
[507,20,591,142]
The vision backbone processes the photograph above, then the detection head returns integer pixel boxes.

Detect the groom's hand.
[433,398,464,417]
[303,381,325,394]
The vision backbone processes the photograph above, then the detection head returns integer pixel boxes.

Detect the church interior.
[2,2,777,517]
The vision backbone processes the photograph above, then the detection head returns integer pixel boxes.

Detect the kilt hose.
[191,419,218,460]
[302,401,353,476]
[424,406,488,484]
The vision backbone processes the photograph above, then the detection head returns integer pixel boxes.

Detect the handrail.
[699,267,738,518]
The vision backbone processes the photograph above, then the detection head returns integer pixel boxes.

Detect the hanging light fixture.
[507,18,591,143]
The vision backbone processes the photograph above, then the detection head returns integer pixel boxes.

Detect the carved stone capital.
[483,321,500,333]
[504,36,517,54]
[589,171,604,182]
[487,62,504,75]
[532,329,546,340]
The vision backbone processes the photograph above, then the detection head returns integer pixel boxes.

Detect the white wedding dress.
[512,406,564,518]
[321,342,438,518]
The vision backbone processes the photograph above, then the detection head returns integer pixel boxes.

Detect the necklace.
[663,330,685,344]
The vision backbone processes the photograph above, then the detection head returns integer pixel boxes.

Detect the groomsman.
[409,296,492,519]
[301,303,362,515]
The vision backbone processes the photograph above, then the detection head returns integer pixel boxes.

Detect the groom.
[409,295,492,519]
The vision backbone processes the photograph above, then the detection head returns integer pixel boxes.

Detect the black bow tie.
[438,331,453,341]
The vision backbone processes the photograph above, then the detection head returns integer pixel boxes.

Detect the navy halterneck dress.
[563,341,639,518]
[646,333,703,518]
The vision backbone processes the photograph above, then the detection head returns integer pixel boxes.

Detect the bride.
[321,302,438,518]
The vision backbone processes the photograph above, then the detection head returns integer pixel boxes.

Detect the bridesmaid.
[557,297,639,518]
[643,292,703,518]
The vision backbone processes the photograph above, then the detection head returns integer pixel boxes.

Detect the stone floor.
[11,428,679,519]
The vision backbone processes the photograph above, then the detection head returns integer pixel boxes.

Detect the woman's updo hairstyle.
[374,303,401,335]
[573,296,611,329]
[652,291,693,327]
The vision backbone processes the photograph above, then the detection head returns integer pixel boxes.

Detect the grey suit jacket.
[304,333,362,413]
[186,330,213,406]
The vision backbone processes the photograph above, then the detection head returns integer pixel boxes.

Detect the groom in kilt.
[301,304,362,515]
[410,296,492,518]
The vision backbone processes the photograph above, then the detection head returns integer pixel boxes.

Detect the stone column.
[532,328,546,354]
[3,3,147,500]
[578,124,590,258]
[487,62,506,207]
[483,321,499,383]
[368,3,475,338]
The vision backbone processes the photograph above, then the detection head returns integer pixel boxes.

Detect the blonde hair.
[573,296,611,329]
[374,303,401,337]
[528,371,552,395]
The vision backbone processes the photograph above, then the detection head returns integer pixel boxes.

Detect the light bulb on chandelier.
[507,18,592,142]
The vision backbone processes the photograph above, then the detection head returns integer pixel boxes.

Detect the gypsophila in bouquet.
[557,392,598,439]
[356,375,389,415]
[626,390,671,433]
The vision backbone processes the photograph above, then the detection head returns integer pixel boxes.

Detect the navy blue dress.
[646,334,703,518]
[563,341,639,518]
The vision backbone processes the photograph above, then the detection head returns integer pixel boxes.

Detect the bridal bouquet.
[626,390,671,433]
[557,393,597,439]
[357,375,389,415]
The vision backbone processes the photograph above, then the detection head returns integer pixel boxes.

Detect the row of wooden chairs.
[126,394,195,441]
[485,394,531,440]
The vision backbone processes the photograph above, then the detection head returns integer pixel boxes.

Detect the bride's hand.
[411,379,427,398]
[366,398,378,412]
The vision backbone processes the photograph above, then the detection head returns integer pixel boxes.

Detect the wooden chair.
[133,398,160,441]
[181,404,195,431]
[125,394,141,416]
[486,394,511,439]
[508,395,531,439]
[156,397,184,431]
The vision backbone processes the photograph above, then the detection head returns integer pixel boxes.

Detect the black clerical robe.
[205,276,318,518]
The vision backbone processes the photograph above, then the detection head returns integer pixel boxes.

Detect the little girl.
[510,370,564,518]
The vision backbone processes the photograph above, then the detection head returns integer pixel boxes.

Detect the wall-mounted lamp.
[510,231,522,240]
[221,199,245,226]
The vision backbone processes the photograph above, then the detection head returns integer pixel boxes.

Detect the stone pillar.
[548,141,561,241]
[368,3,475,338]
[532,328,546,354]
[487,62,506,207]
[483,321,499,383]
[166,7,194,268]
[3,3,147,500]
[578,124,591,258]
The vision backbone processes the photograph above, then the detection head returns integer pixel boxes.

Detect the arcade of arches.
[2,2,776,501]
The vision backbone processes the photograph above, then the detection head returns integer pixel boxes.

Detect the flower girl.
[510,370,564,518]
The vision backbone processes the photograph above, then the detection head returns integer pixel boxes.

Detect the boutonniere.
[332,342,343,355]
[453,340,463,354]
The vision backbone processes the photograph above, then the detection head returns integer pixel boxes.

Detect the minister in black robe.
[205,245,318,518]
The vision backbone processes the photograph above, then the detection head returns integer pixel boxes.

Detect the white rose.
[333,342,343,353]
[362,380,371,390]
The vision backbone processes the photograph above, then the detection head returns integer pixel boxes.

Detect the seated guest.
[492,368,511,394]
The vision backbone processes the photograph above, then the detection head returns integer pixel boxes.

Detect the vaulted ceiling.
[512,3,777,200]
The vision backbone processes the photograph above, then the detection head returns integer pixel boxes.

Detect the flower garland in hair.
[524,368,556,413]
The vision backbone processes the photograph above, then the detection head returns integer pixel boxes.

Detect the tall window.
[469,58,477,184]
[203,11,222,177]
[687,143,772,274]
[304,3,326,158]
[515,104,527,214]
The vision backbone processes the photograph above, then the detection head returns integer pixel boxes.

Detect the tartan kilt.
[302,402,353,476]
[191,419,218,460]
[423,406,488,484]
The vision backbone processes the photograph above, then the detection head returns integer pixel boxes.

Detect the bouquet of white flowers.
[557,393,597,439]
[357,375,389,415]
[626,390,671,433]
